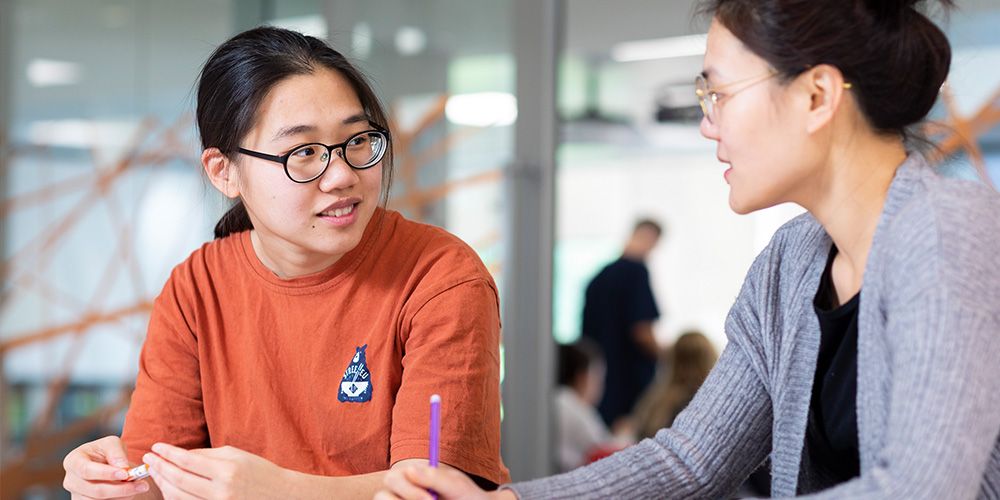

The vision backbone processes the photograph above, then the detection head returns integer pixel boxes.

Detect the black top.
[807,245,861,484]
[581,256,660,426]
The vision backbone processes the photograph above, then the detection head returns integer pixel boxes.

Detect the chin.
[729,188,783,215]
[316,232,364,256]
[728,194,755,215]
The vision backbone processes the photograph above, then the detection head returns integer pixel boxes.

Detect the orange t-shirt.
[121,209,510,485]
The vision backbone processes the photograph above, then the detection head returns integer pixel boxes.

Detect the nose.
[317,154,359,192]
[699,115,719,141]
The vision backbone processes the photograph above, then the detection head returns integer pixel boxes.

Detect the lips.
[319,203,356,218]
[317,198,361,217]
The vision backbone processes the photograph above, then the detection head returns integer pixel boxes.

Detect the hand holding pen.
[375,394,515,500]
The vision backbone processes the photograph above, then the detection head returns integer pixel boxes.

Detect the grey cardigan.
[508,154,1000,499]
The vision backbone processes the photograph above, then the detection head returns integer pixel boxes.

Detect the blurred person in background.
[554,340,633,472]
[580,219,663,430]
[630,330,717,441]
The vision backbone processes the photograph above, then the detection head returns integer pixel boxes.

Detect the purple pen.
[429,394,441,500]
[429,394,441,467]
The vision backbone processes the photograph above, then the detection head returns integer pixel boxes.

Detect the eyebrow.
[271,124,316,142]
[270,113,372,142]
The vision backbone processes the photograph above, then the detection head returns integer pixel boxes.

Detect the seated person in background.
[555,340,633,472]
[630,330,718,440]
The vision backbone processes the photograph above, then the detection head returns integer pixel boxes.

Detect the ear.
[202,148,241,199]
[803,64,849,135]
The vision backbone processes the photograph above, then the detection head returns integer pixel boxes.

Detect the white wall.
[554,133,803,350]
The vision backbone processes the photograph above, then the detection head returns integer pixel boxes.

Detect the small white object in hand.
[125,463,150,481]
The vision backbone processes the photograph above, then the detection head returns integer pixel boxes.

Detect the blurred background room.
[2,0,998,497]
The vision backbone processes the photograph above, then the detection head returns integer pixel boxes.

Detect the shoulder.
[158,233,244,298]
[380,211,498,297]
[888,163,1000,243]
[878,165,1000,307]
[744,211,829,284]
[771,211,828,250]
[724,212,829,344]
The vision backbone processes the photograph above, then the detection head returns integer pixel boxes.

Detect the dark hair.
[634,218,664,237]
[557,340,603,387]
[699,0,954,138]
[196,26,394,239]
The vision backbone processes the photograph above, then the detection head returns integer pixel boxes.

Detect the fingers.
[403,466,483,498]
[381,465,484,500]
[382,467,435,500]
[65,456,129,482]
[145,450,214,498]
[188,444,243,461]
[63,472,149,498]
[63,436,149,498]
[149,470,201,500]
[64,441,129,482]
[149,443,226,478]
[94,436,132,468]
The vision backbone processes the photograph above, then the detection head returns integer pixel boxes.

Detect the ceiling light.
[611,34,707,63]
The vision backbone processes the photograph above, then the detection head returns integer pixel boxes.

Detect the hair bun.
[864,0,955,27]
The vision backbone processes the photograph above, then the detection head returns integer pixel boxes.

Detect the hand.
[143,442,291,499]
[375,464,515,500]
[63,435,151,499]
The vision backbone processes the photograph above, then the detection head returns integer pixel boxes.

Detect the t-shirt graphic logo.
[338,344,373,403]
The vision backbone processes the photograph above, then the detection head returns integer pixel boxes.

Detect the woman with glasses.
[61,26,509,499]
[378,0,1000,498]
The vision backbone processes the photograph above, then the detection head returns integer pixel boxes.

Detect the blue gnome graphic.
[338,344,373,403]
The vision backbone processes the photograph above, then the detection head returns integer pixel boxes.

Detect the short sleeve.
[389,278,509,485]
[627,265,660,324]
[120,267,209,464]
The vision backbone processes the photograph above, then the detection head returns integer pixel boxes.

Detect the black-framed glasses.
[238,129,389,183]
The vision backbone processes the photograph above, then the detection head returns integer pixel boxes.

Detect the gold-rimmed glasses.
[695,70,778,124]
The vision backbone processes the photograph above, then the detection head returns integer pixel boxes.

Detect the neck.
[797,134,907,293]
[622,245,646,261]
[250,229,344,279]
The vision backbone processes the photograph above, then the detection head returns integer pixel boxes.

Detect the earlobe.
[202,148,240,199]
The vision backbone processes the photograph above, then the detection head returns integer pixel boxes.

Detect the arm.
[378,341,775,500]
[121,266,209,464]
[62,266,205,500]
[630,321,660,359]
[144,444,460,500]
[629,265,661,359]
[389,277,507,485]
[507,234,790,500]
[285,459,462,499]
[381,236,788,500]
[505,342,773,499]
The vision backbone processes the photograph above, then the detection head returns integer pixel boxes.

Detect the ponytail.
[213,200,253,239]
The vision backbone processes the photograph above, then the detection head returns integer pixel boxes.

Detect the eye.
[346,135,370,148]
[292,144,321,157]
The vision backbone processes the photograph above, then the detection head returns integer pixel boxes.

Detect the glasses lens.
[694,75,713,123]
[287,143,330,181]
[344,131,387,169]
